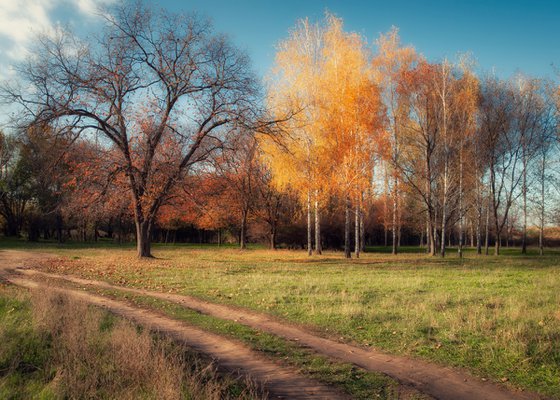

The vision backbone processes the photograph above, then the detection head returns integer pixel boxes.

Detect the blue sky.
[0,0,558,81]
[162,0,559,80]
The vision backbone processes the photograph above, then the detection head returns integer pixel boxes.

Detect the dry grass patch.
[31,246,560,398]
[1,284,263,399]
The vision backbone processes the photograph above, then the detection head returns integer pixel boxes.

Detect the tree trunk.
[314,193,322,255]
[240,207,248,250]
[56,213,63,244]
[539,152,545,256]
[425,152,436,256]
[355,198,360,258]
[136,220,152,258]
[383,166,389,247]
[505,216,510,247]
[360,197,365,253]
[521,143,527,254]
[94,222,99,242]
[426,212,431,254]
[440,162,448,258]
[270,227,277,250]
[476,212,482,255]
[493,209,501,256]
[307,191,312,256]
[470,220,474,248]
[392,175,398,255]
[475,161,482,255]
[397,218,402,247]
[344,196,351,259]
[539,222,544,255]
[458,146,463,259]
[484,199,490,256]
[432,206,438,256]
[495,233,501,256]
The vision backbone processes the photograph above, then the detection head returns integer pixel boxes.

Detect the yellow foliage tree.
[263,13,386,257]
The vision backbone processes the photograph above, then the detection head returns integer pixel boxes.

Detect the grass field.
[6,240,560,398]
[0,283,262,400]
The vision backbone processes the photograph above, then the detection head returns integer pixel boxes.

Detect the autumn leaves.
[263,11,524,258]
[264,11,555,258]
[263,14,386,258]
[5,4,556,257]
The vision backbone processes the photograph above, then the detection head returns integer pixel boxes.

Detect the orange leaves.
[265,13,387,207]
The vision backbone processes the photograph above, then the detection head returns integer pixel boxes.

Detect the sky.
[0,0,559,82]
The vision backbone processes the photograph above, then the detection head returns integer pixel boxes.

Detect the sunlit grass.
[96,288,417,400]
[0,283,263,399]
[15,242,560,398]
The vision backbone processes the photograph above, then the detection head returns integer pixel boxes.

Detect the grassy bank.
[26,244,560,398]
[95,287,421,399]
[0,283,262,400]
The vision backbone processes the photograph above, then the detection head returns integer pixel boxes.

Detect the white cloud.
[75,0,115,17]
[0,0,56,60]
[0,0,116,128]
[0,0,116,62]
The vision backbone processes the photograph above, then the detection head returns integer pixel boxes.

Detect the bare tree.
[398,61,440,256]
[513,76,545,254]
[373,27,418,255]
[3,3,260,257]
[479,76,521,255]
[211,132,259,250]
[532,81,557,255]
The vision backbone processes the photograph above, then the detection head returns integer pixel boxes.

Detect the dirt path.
[1,250,545,400]
[0,251,349,400]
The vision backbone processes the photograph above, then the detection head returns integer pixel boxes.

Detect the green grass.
[0,284,56,400]
[0,236,259,250]
[95,287,414,400]
[9,241,560,398]
[0,283,263,399]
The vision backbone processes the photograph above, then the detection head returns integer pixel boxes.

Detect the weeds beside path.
[0,250,351,400]
[1,250,547,400]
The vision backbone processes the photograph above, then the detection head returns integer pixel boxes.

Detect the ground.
[0,241,558,399]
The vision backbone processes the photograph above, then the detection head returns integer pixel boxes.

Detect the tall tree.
[372,27,417,255]
[452,59,479,258]
[513,76,546,254]
[532,81,557,255]
[3,2,260,257]
[398,61,441,256]
[265,16,327,256]
[212,132,260,249]
[319,15,385,258]
[479,76,520,256]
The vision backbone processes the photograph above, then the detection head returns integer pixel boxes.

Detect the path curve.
[0,250,349,400]
[2,250,546,400]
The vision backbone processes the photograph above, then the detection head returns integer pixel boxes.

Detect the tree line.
[1,4,559,258]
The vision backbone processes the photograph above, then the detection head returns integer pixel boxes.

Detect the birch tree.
[265,17,327,256]
[372,27,417,255]
[479,76,521,255]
